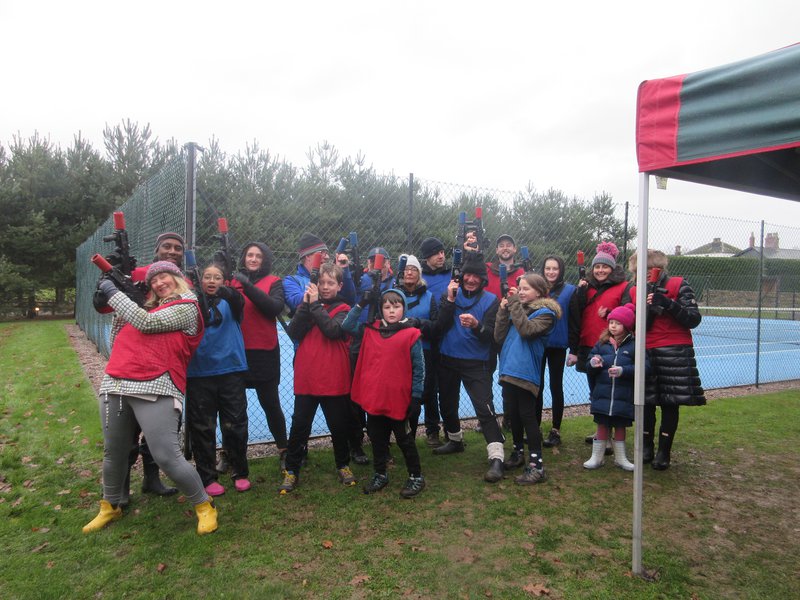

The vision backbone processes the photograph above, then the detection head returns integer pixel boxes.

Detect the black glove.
[233,271,250,286]
[405,317,421,329]
[358,290,372,308]
[92,288,109,311]
[651,292,672,310]
[121,280,146,307]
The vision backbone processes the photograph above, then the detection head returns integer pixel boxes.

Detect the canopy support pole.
[632,173,650,576]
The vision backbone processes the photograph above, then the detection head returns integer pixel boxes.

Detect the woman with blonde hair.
[83,261,218,535]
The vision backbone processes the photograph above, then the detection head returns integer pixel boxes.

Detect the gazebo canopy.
[636,43,800,202]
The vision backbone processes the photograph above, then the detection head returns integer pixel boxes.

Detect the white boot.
[613,441,634,471]
[583,439,606,469]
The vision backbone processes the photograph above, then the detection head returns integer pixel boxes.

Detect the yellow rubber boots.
[82,499,123,533]
[195,500,218,535]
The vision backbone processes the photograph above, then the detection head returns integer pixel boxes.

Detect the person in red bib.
[343,289,426,498]
[576,241,632,449]
[624,250,705,471]
[83,261,217,536]
[278,263,354,493]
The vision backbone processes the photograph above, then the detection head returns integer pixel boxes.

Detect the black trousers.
[536,347,567,429]
[245,347,288,448]
[643,404,679,438]
[285,394,351,473]
[366,413,421,476]
[408,348,440,437]
[438,354,504,444]
[186,372,249,486]
[502,381,543,466]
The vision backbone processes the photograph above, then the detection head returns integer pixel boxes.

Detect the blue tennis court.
[239,314,800,443]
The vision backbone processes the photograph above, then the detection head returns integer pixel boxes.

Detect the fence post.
[622,201,629,267]
[755,220,764,387]
[407,173,414,253]
[184,142,199,248]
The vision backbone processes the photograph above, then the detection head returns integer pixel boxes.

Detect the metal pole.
[623,201,630,267]
[632,174,650,576]
[184,142,198,249]
[407,173,414,253]
[755,220,764,387]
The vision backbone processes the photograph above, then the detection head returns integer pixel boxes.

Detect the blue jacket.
[284,263,356,314]
[586,334,650,421]
[546,282,577,350]
[398,283,438,350]
[420,263,452,305]
[496,298,559,387]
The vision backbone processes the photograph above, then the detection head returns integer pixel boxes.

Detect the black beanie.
[419,237,445,259]
[461,253,488,281]
[297,232,328,258]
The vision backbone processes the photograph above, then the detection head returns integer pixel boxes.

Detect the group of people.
[82,226,705,536]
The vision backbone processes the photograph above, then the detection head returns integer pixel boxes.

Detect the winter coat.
[485,261,525,300]
[576,265,631,369]
[587,333,649,421]
[624,274,706,407]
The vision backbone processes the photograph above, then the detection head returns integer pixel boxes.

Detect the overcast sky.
[3,0,799,250]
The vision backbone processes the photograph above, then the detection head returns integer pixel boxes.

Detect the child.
[279,263,354,493]
[584,303,648,471]
[186,263,251,495]
[494,273,561,485]
[343,289,426,498]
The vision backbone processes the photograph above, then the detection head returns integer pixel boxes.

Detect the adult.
[433,254,505,483]
[83,261,217,535]
[537,255,581,448]
[625,250,705,470]
[485,234,525,301]
[230,242,288,466]
[396,254,441,446]
[94,231,190,499]
[419,237,451,303]
[284,232,357,314]
[576,242,632,449]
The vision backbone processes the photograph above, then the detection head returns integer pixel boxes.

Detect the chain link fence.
[75,145,800,445]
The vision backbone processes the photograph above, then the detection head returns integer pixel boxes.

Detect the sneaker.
[363,472,389,494]
[278,471,298,494]
[543,428,561,448]
[400,475,426,498]
[425,432,442,448]
[234,478,251,492]
[351,448,370,465]
[204,481,225,497]
[515,465,547,485]
[504,449,525,469]
[337,466,357,486]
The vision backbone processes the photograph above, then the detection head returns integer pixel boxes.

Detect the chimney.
[712,237,722,253]
[674,245,682,256]
[749,232,755,249]
[765,233,779,251]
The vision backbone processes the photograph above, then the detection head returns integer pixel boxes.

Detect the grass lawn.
[1,320,798,599]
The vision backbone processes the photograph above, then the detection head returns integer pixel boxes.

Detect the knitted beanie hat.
[400,254,422,271]
[461,253,488,281]
[607,302,636,331]
[419,237,445,259]
[153,232,185,255]
[146,261,183,285]
[297,232,328,258]
[591,241,619,268]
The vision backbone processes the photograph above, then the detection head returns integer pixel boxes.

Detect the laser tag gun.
[499,263,509,299]
[309,251,323,285]
[450,247,464,283]
[90,253,145,307]
[184,249,214,326]
[366,252,385,323]
[335,236,348,262]
[456,207,488,254]
[577,250,586,282]
[212,217,235,282]
[646,267,668,315]
[102,211,136,276]
[393,254,408,289]
[521,246,532,273]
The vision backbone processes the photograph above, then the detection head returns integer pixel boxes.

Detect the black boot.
[142,461,178,496]
[642,433,655,464]
[432,439,465,455]
[484,458,504,483]
[652,434,673,471]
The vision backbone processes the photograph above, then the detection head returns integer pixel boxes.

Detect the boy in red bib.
[343,289,426,498]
